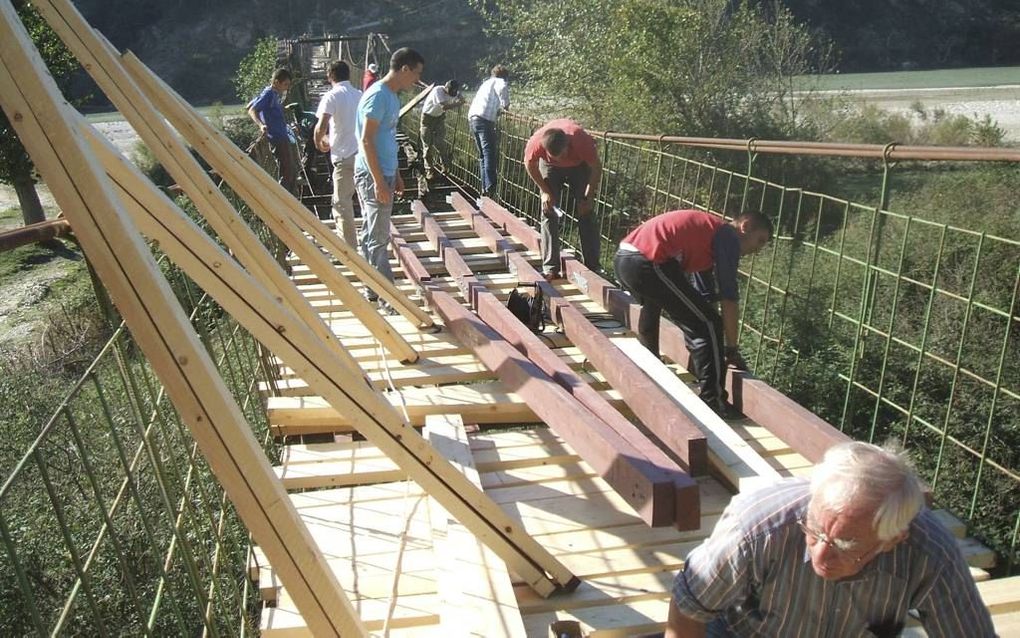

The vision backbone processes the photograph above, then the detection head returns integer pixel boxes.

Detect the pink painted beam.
[450,193,709,476]
[559,260,851,466]
[414,199,701,528]
[472,195,850,465]
[431,289,681,527]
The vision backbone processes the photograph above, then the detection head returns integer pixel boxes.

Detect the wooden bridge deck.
[253,199,1016,636]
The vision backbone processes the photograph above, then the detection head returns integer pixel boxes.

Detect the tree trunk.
[12,174,45,226]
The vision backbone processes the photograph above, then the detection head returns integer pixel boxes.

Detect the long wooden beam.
[51,98,577,604]
[474,196,852,463]
[30,0,364,367]
[82,122,577,597]
[0,10,366,636]
[80,124,372,385]
[449,193,709,475]
[404,201,700,529]
[430,290,679,527]
[554,259,851,463]
[119,52,434,332]
[0,219,72,252]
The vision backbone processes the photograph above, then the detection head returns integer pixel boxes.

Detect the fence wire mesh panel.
[0,194,281,634]
[403,104,1019,573]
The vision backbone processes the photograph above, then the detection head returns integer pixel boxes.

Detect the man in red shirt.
[613,210,772,414]
[524,119,603,279]
[362,63,380,91]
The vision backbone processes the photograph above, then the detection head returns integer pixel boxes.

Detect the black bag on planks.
[506,282,546,333]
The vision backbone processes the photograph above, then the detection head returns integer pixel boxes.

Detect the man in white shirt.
[314,60,362,246]
[467,65,510,196]
[420,80,464,180]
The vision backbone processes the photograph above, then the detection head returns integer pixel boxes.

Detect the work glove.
[725,346,748,371]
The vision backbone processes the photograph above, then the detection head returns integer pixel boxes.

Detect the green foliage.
[233,36,279,104]
[129,141,173,188]
[483,0,830,139]
[737,162,1020,570]
[801,99,1008,147]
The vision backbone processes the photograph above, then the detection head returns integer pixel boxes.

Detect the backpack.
[505,282,546,333]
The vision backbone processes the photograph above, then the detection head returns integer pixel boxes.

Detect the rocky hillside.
[72,0,493,106]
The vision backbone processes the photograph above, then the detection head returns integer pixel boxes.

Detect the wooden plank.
[556,253,853,465]
[414,200,699,529]
[976,576,1020,614]
[88,54,580,597]
[0,8,367,636]
[274,453,405,489]
[123,53,434,331]
[264,360,495,394]
[117,58,421,364]
[449,192,709,478]
[268,382,581,431]
[425,415,528,638]
[264,589,441,636]
[515,570,673,613]
[522,596,669,638]
[610,336,783,492]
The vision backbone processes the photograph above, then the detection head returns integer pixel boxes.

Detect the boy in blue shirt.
[247,68,297,195]
[355,48,425,303]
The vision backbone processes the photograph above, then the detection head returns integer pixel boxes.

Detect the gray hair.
[809,441,925,541]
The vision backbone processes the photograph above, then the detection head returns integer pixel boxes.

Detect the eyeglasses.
[798,518,881,564]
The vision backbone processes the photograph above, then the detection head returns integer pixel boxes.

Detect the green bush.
[801,98,1007,147]
[483,0,830,140]
[233,36,278,104]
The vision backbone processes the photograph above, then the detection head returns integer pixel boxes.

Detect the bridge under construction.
[0,1,1018,636]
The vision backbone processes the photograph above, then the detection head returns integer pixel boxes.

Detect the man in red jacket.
[524,118,603,279]
[614,209,772,414]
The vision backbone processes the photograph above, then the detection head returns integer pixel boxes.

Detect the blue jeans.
[355,172,397,298]
[470,116,498,193]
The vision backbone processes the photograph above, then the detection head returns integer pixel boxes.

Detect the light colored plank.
[265,360,495,394]
[515,571,673,613]
[0,5,366,636]
[976,575,1020,614]
[522,596,669,638]
[266,383,629,431]
[610,336,782,491]
[426,415,528,638]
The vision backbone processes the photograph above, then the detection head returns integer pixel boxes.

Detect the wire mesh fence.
[406,104,1019,573]
[0,185,282,634]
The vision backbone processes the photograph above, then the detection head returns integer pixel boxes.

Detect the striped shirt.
[672,478,996,637]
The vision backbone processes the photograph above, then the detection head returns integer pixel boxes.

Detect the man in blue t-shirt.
[247,68,297,195]
[354,47,425,303]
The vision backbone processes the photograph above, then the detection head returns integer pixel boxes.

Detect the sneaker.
[543,270,562,281]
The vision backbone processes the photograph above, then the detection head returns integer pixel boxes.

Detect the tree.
[233,35,279,103]
[480,0,830,139]
[0,2,81,226]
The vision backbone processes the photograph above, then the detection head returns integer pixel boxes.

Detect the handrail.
[503,111,1020,162]
[0,218,72,252]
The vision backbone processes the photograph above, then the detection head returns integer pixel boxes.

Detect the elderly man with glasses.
[663,441,996,637]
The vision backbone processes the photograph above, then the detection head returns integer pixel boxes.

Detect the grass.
[0,206,21,226]
[795,66,1020,92]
